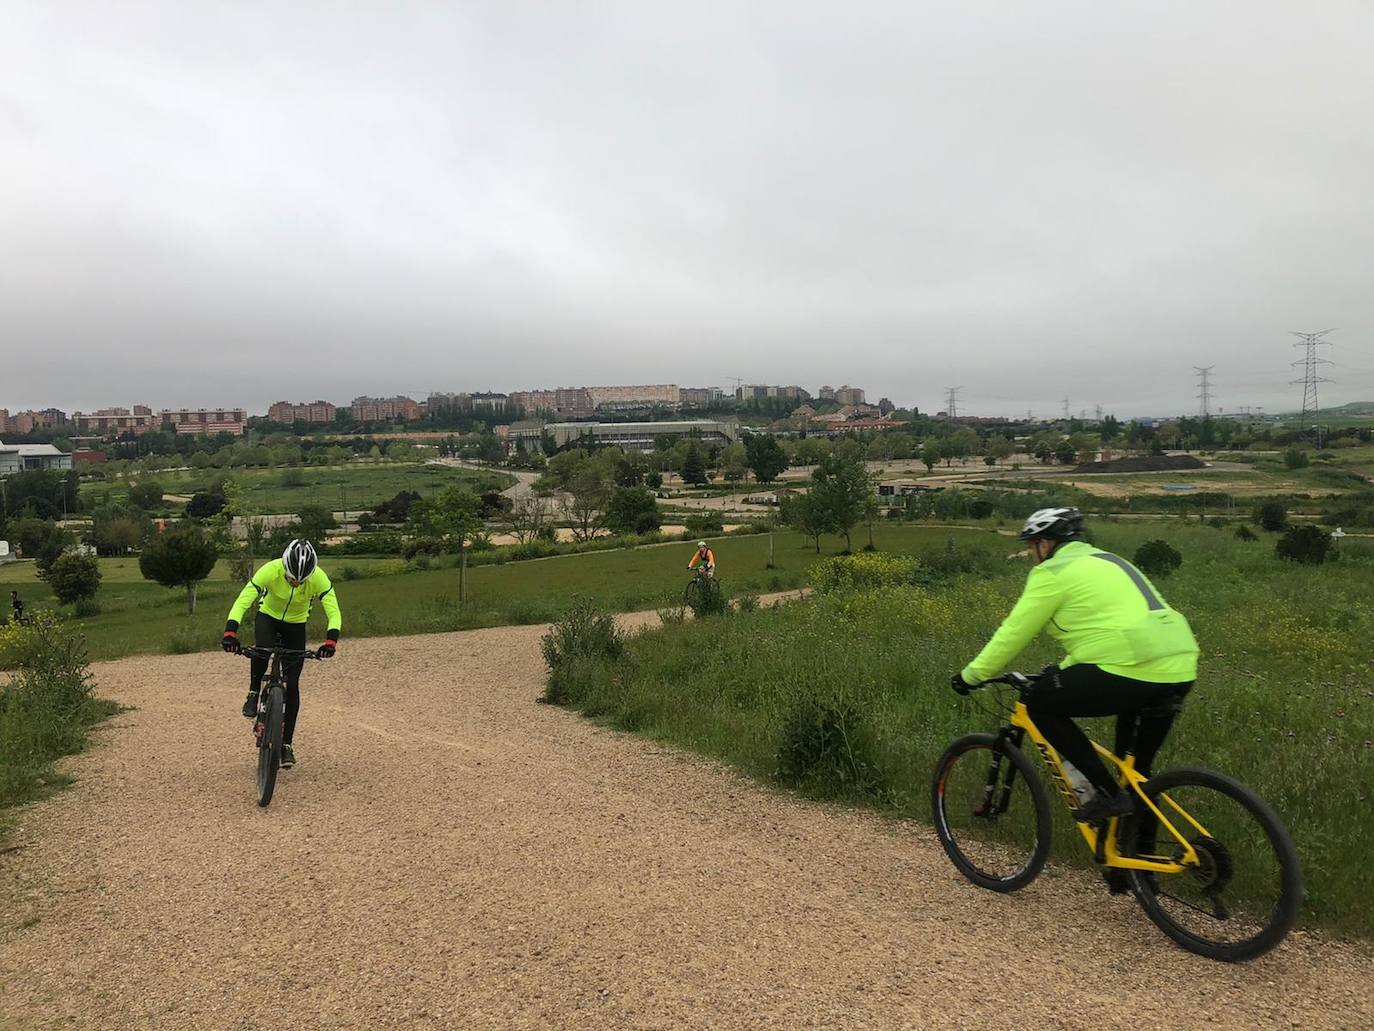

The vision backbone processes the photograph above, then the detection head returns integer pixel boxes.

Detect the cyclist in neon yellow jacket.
[221,539,340,769]
[952,508,1198,828]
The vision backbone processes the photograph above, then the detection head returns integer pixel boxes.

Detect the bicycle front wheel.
[931,733,1052,892]
[1122,767,1303,962]
[256,685,285,808]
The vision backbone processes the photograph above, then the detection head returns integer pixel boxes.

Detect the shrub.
[540,600,626,705]
[735,592,760,613]
[128,481,164,509]
[44,552,103,605]
[1255,502,1288,532]
[811,553,922,594]
[0,613,113,808]
[1132,539,1183,578]
[1283,448,1310,470]
[1276,525,1333,565]
[404,555,434,573]
[280,469,306,488]
[1235,525,1258,542]
[166,626,200,654]
[658,606,687,626]
[72,598,102,619]
[684,511,725,536]
[776,698,883,799]
[338,564,362,581]
[684,574,728,619]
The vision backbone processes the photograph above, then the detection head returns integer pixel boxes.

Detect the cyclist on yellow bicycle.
[687,541,716,577]
[220,539,341,769]
[951,508,1198,826]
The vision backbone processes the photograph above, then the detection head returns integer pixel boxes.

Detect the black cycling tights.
[1025,665,1193,797]
[249,612,308,745]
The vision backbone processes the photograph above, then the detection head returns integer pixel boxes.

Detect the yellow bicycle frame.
[1008,701,1211,873]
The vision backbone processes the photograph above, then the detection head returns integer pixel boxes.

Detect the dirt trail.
[1,621,1370,1030]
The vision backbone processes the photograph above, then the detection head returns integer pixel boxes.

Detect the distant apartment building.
[426,392,512,417]
[508,388,595,420]
[0,408,68,434]
[72,405,160,436]
[268,400,337,423]
[833,385,866,406]
[508,419,740,454]
[162,408,248,436]
[678,386,724,408]
[818,386,836,401]
[585,384,680,409]
[349,396,423,422]
[735,385,812,403]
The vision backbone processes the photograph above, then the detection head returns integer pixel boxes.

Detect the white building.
[0,441,73,476]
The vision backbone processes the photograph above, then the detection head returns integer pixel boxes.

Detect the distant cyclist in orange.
[687,541,716,577]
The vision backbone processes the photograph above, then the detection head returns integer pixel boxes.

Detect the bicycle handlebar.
[976,671,1041,692]
[237,646,322,661]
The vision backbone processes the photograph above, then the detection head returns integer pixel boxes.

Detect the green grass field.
[77,461,513,516]
[539,521,1374,939]
[2,524,1015,662]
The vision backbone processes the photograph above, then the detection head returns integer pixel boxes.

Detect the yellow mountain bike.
[931,671,1303,962]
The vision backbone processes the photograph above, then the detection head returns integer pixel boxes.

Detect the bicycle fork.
[975,728,1027,819]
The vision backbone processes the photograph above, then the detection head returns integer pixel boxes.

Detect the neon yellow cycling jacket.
[225,559,341,635]
[962,541,1198,686]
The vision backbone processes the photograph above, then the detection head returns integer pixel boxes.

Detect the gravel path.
[1,623,1370,1030]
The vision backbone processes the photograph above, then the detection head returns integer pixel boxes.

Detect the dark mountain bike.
[684,566,722,613]
[239,646,319,807]
[932,671,1303,962]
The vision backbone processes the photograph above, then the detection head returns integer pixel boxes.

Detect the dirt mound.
[1074,454,1207,474]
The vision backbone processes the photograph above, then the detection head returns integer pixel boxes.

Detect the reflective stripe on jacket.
[962,541,1198,685]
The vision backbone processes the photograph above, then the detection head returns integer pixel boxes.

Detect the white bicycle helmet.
[1018,507,1083,542]
[282,538,318,581]
[697,541,709,550]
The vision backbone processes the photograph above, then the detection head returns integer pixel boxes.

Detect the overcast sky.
[3,2,1371,419]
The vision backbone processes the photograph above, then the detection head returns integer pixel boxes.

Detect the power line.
[1290,329,1335,442]
[1062,396,1071,420]
[944,386,961,420]
[1194,366,1215,418]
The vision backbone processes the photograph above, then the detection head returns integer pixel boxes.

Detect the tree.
[128,481,164,509]
[92,513,143,555]
[1255,502,1288,532]
[1054,440,1077,465]
[185,492,227,519]
[809,453,876,552]
[919,440,941,473]
[782,492,832,553]
[565,464,612,541]
[986,436,1014,467]
[140,523,219,613]
[1133,540,1183,577]
[943,428,978,467]
[45,552,102,606]
[295,505,338,544]
[8,518,71,560]
[680,441,708,487]
[644,470,664,490]
[719,443,749,483]
[744,434,788,484]
[1276,525,1333,565]
[605,487,661,535]
[1283,448,1309,470]
[502,493,554,544]
[479,492,514,519]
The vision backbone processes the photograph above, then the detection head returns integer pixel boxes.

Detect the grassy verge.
[78,461,513,516]
[0,614,117,817]
[540,524,1374,939]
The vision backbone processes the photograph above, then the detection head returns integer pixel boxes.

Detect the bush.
[735,592,760,613]
[128,481,164,509]
[72,598,102,619]
[1235,525,1258,542]
[166,626,200,654]
[1132,539,1182,578]
[0,613,113,809]
[1255,502,1288,532]
[539,601,626,705]
[1283,449,1310,470]
[280,469,306,488]
[44,552,103,605]
[811,553,922,594]
[1276,525,1333,565]
[776,698,883,799]
[684,510,725,536]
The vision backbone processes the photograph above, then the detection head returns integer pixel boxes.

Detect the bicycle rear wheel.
[1122,767,1303,962]
[256,684,284,808]
[931,733,1052,892]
